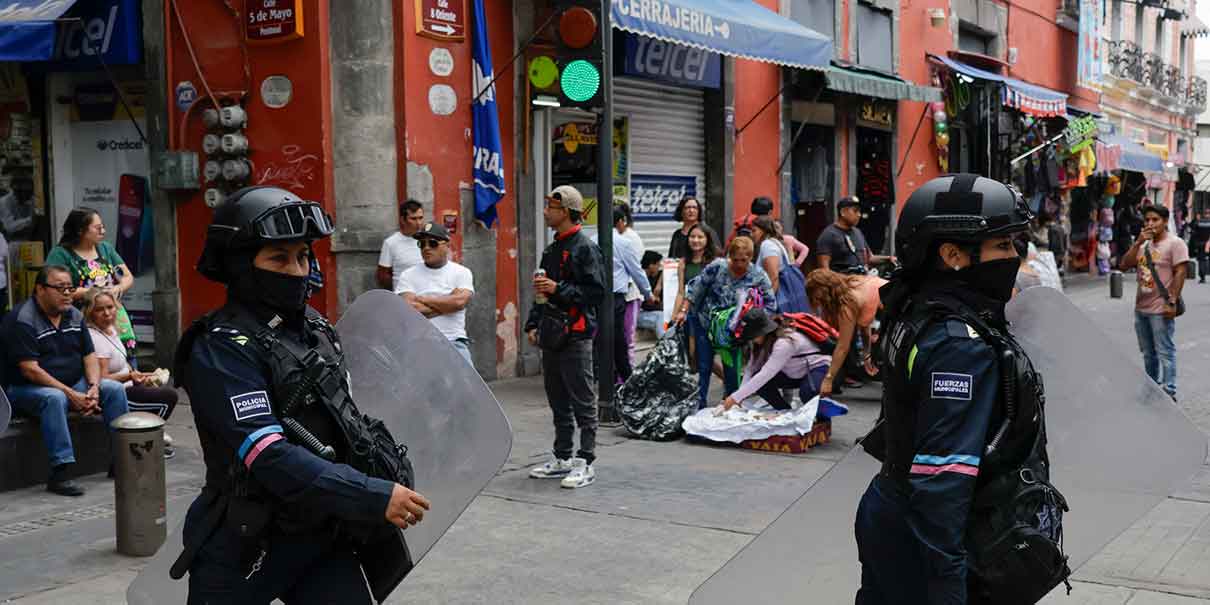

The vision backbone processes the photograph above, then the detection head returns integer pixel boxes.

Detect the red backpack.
[782,312,839,354]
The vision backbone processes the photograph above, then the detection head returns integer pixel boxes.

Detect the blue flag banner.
[472,0,505,228]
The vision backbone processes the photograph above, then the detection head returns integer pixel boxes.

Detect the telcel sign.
[51,0,142,67]
[620,32,720,89]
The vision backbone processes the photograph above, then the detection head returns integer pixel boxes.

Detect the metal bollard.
[1110,270,1124,299]
[110,412,167,556]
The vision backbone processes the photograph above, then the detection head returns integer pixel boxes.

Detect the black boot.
[47,464,85,497]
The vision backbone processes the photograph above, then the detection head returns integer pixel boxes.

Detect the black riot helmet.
[895,174,1033,271]
[197,186,334,284]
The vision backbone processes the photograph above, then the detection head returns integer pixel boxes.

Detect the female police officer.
[856,174,1067,604]
[172,186,430,604]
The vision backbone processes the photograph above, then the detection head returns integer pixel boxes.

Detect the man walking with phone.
[1120,204,1189,400]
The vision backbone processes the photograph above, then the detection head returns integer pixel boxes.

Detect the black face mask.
[229,263,311,315]
[952,257,1020,304]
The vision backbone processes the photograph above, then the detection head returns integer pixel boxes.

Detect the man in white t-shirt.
[377,199,425,291]
[397,222,476,364]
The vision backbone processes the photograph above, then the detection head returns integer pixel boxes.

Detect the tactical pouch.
[966,463,1072,604]
[350,414,415,489]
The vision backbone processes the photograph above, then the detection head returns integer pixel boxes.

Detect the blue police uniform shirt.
[185,321,395,523]
[2,298,93,387]
[868,318,999,603]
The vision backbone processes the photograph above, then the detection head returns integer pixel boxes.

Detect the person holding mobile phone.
[1119,204,1189,400]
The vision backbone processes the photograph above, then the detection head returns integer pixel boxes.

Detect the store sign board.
[858,100,894,127]
[630,174,697,221]
[1064,115,1097,153]
[416,0,467,41]
[47,0,142,69]
[246,0,304,44]
[620,32,720,89]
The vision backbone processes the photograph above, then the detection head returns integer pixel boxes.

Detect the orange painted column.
[731,0,784,223]
[167,0,335,325]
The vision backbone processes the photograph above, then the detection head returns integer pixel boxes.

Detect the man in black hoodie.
[525,185,607,489]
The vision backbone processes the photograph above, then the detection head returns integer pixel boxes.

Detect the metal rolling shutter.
[614,76,706,257]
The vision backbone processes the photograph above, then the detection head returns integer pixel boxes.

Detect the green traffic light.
[561,59,600,103]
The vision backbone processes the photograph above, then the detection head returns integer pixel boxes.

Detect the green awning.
[825,65,942,102]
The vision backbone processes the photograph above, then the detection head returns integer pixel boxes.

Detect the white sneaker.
[560,458,595,489]
[529,457,574,479]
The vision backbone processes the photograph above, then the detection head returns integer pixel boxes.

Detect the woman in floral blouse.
[46,208,137,355]
[673,236,776,408]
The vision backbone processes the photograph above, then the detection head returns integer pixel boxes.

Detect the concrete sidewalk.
[1,273,1208,604]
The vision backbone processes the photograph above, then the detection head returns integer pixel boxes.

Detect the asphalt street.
[0,271,1207,604]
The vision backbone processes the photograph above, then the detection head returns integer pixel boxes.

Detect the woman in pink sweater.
[721,309,831,410]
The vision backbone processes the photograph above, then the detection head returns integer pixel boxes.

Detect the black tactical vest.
[869,292,1047,489]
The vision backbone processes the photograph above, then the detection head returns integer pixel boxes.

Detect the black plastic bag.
[618,325,699,441]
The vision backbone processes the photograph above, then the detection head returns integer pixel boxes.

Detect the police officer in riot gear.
[173,186,430,604]
[856,174,1068,604]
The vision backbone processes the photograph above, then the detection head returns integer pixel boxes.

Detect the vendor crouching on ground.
[721,308,831,411]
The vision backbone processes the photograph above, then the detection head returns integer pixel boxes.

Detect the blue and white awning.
[611,0,833,71]
[0,0,78,61]
[930,54,1069,117]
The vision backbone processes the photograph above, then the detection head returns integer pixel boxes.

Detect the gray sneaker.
[529,457,574,479]
[560,458,595,489]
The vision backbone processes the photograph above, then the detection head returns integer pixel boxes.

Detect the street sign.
[246,0,304,44]
[416,0,467,42]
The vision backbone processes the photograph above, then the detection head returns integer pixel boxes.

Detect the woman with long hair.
[83,287,179,457]
[807,268,886,397]
[675,236,776,408]
[752,215,810,312]
[721,308,830,411]
[46,208,137,353]
[668,196,720,260]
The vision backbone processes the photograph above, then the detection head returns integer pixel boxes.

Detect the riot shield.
[128,290,512,603]
[691,287,1205,604]
[0,386,10,434]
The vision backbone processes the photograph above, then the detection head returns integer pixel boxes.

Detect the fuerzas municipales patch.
[231,390,272,421]
[931,372,973,400]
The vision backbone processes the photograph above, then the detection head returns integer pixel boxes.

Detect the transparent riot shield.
[128,290,512,604]
[0,386,10,434]
[691,287,1205,604]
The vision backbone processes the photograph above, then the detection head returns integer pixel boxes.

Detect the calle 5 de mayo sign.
[416,0,467,42]
[246,0,304,44]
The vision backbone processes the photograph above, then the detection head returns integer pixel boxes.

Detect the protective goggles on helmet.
[251,201,334,240]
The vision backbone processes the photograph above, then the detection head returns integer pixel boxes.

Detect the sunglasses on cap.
[252,202,335,240]
[416,239,446,249]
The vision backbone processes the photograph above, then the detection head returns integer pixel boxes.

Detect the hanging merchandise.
[931,100,949,171]
[1106,174,1122,195]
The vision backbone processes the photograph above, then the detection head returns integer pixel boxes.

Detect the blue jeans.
[6,378,129,467]
[693,317,741,409]
[450,338,473,365]
[1134,312,1177,396]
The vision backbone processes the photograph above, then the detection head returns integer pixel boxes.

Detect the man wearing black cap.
[816,196,895,274]
[397,222,476,364]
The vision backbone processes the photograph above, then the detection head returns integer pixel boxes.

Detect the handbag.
[1144,243,1186,317]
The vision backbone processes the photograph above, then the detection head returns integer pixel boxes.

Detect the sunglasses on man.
[416,239,446,250]
[40,283,77,295]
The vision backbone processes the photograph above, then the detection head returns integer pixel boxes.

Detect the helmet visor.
[252,202,334,241]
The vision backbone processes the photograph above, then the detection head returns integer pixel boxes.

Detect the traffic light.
[527,1,605,110]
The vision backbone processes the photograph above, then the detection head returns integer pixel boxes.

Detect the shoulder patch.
[931,372,973,400]
[230,390,272,421]
[230,335,249,346]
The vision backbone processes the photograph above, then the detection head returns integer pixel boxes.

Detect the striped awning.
[929,54,1068,117]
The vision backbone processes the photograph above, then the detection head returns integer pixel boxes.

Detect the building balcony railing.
[1189,76,1208,113]
[1141,52,1165,92]
[1107,39,1144,83]
[1105,38,1206,113]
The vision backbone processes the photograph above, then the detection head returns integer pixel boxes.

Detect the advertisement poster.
[69,117,155,342]
[630,174,697,221]
[1077,0,1104,92]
